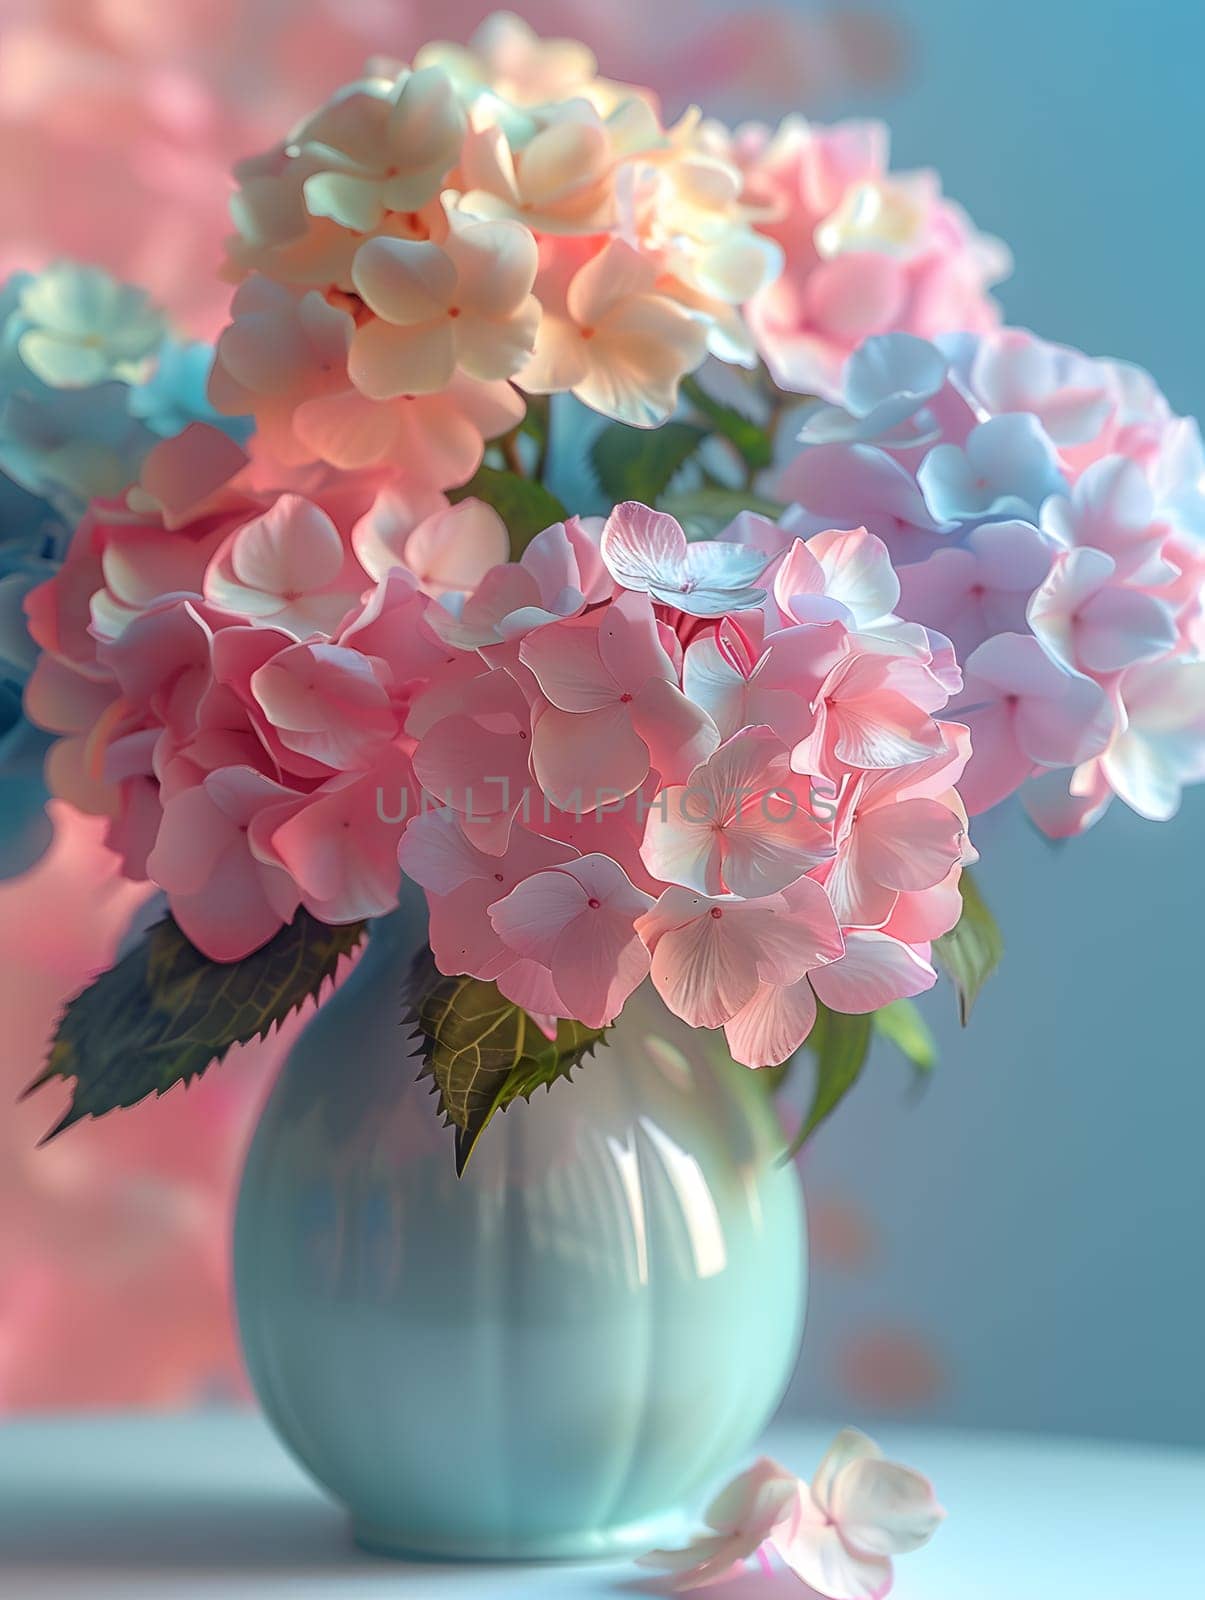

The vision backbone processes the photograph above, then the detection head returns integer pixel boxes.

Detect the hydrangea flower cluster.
[24,462,974,1068]
[715,116,1009,399]
[778,329,1205,834]
[208,16,1002,487]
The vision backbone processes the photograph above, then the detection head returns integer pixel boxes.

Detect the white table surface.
[0,1410,1200,1598]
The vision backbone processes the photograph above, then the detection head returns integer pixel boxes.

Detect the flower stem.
[500,428,526,477]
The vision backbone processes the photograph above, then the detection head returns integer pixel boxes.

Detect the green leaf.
[449,465,568,558]
[406,947,607,1174]
[590,419,708,504]
[933,870,1004,1024]
[659,487,786,539]
[682,376,774,470]
[30,911,366,1138]
[787,1003,873,1156]
[873,998,938,1074]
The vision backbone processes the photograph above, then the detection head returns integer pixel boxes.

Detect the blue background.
[776,0,1205,1447]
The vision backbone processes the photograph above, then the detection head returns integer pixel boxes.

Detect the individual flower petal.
[918,414,1066,524]
[1027,547,1177,675]
[488,853,653,1027]
[601,501,769,615]
[829,1456,946,1558]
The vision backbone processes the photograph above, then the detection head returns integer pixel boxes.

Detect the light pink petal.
[531,701,649,808]
[600,502,689,592]
[225,495,344,599]
[553,905,651,1028]
[856,797,965,891]
[520,620,616,712]
[772,537,827,615]
[637,1532,754,1591]
[632,677,720,786]
[146,784,236,896]
[805,253,907,342]
[350,483,447,581]
[495,958,567,1017]
[645,902,759,1029]
[810,931,935,1013]
[640,786,724,896]
[957,701,1034,814]
[807,526,900,624]
[168,839,292,962]
[489,854,651,1027]
[1076,585,1177,674]
[597,588,675,696]
[447,216,539,315]
[489,867,585,955]
[831,689,946,768]
[414,715,531,819]
[830,1457,946,1558]
[292,388,403,471]
[682,634,749,740]
[398,808,491,894]
[776,1521,893,1600]
[822,831,899,929]
[722,802,835,898]
[704,1457,802,1537]
[724,977,818,1068]
[811,1429,884,1515]
[750,877,846,982]
[137,425,247,523]
[1015,670,1115,767]
[405,499,509,597]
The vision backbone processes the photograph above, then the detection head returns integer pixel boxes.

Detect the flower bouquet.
[9,9,1204,1575]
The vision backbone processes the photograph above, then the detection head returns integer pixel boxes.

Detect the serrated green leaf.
[590,420,708,504]
[31,911,366,1137]
[449,464,568,558]
[933,870,1003,1024]
[873,998,938,1074]
[786,1003,873,1156]
[406,947,607,1174]
[682,376,774,470]
[659,487,786,539]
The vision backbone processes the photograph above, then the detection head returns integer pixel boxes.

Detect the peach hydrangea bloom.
[730,117,1009,399]
[207,17,826,470]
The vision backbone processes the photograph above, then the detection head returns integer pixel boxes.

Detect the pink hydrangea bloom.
[396,499,971,1066]
[23,427,506,958]
[732,118,1009,399]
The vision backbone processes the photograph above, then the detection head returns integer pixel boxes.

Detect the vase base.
[352,1507,689,1564]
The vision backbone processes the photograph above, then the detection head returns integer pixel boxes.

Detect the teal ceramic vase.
[234,883,806,1560]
